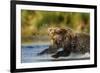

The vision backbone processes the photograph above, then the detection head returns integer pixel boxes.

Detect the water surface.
[21,44,90,63]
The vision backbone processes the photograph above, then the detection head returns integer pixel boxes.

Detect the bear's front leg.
[51,50,71,58]
[37,45,59,55]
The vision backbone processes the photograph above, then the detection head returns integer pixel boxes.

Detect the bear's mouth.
[56,39,63,45]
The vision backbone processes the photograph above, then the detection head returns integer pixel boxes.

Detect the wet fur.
[38,27,90,58]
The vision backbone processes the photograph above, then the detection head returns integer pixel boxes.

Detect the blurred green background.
[21,10,90,43]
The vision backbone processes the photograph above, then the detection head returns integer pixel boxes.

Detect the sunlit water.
[21,44,90,63]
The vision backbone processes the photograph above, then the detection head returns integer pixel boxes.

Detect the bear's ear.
[48,28,52,32]
[65,28,75,39]
[48,27,56,35]
[58,28,67,34]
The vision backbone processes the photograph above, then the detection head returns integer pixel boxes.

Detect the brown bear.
[38,27,90,58]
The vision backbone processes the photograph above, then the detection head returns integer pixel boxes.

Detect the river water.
[21,44,90,63]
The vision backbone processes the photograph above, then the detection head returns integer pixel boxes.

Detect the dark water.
[21,44,90,63]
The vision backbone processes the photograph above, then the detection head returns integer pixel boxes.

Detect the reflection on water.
[21,44,90,63]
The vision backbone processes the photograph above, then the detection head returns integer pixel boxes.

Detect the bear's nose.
[58,38,62,41]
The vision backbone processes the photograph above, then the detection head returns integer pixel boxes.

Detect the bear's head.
[48,27,74,46]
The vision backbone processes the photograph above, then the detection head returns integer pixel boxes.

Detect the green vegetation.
[21,10,90,43]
